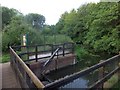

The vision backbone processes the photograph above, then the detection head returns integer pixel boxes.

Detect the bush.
[75,45,90,60]
[27,34,73,45]
[2,16,37,52]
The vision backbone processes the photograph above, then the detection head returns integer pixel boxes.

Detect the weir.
[9,42,120,89]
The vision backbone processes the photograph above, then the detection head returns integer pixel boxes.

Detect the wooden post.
[55,59,58,70]
[26,46,29,60]
[118,51,120,81]
[57,50,59,59]
[51,44,53,55]
[118,52,120,82]
[72,43,74,54]
[118,62,120,89]
[63,44,65,56]
[10,48,13,65]
[98,60,104,89]
[35,46,38,62]
[10,47,45,88]
[25,73,31,88]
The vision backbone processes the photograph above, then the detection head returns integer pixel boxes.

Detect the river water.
[45,54,115,88]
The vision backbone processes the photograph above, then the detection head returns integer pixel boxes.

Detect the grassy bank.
[0,53,10,63]
[104,74,120,89]
[112,81,120,89]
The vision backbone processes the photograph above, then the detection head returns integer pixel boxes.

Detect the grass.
[104,74,119,89]
[0,53,10,63]
[112,81,120,89]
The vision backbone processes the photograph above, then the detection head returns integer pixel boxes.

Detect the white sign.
[23,35,26,46]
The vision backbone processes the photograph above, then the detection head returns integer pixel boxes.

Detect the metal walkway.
[1,62,21,88]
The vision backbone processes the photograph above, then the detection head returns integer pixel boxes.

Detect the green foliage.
[75,45,89,60]
[2,2,120,57]
[27,34,73,45]
[2,6,22,29]
[44,35,73,44]
[0,53,10,63]
[55,2,120,54]
[25,13,45,30]
[2,9,72,52]
[2,16,36,51]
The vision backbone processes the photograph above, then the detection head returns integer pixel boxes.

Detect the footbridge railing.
[12,42,74,62]
[9,42,74,89]
[10,42,120,89]
[44,54,120,89]
[10,46,45,89]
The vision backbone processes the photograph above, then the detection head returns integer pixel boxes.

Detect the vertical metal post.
[35,46,38,62]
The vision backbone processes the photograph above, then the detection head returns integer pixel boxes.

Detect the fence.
[44,54,120,89]
[12,42,74,62]
[10,42,74,89]
[10,42,120,89]
[10,47,45,89]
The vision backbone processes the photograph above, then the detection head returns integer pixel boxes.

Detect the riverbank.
[104,74,119,89]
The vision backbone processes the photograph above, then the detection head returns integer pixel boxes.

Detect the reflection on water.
[58,71,99,88]
[60,77,88,88]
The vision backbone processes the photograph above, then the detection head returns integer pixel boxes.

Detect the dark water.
[45,54,114,88]
[60,77,88,88]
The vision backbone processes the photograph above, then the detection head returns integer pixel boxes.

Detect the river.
[45,54,119,88]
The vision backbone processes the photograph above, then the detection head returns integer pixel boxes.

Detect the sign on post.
[22,34,29,60]
[23,35,26,46]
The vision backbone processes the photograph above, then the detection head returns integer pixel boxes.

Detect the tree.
[2,6,22,29]
[25,13,45,30]
[2,16,36,51]
[55,11,68,34]
[55,2,120,54]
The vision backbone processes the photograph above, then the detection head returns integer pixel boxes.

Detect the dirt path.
[1,62,21,88]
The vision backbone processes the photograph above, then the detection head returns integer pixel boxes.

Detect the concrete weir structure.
[26,54,76,78]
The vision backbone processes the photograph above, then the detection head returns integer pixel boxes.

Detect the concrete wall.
[26,54,76,77]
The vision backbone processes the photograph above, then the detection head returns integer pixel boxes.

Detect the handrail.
[14,42,74,62]
[44,54,120,89]
[89,66,120,89]
[12,42,74,48]
[43,47,61,67]
[11,44,52,48]
[10,46,45,88]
